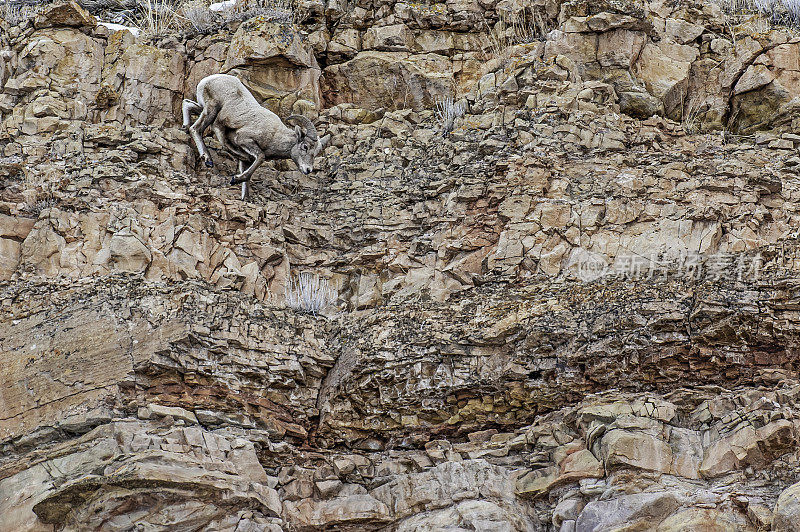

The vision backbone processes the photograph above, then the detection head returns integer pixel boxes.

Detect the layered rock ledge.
[5,0,800,529]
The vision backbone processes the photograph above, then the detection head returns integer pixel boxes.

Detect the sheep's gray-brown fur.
[182,73,330,199]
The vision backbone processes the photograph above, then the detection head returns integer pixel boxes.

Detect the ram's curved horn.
[285,115,318,141]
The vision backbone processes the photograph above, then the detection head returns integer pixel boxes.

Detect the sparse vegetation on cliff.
[132,0,181,38]
[718,0,800,30]
[434,95,465,136]
[1,0,43,24]
[285,272,336,315]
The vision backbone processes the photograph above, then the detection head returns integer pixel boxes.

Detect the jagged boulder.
[774,481,800,532]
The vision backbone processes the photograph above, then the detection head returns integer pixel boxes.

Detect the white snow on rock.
[98,22,141,37]
[209,0,236,12]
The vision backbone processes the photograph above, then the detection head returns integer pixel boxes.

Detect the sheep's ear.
[294,125,303,140]
[315,134,331,155]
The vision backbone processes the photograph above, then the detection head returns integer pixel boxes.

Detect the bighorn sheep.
[182,74,330,199]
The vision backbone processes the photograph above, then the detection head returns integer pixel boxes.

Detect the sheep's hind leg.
[239,161,250,200]
[213,125,250,164]
[188,102,220,168]
[229,140,265,185]
[182,99,202,130]
[212,126,251,198]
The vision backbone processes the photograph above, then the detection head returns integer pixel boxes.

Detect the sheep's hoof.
[204,159,214,168]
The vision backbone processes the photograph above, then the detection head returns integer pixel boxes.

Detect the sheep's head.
[287,115,331,175]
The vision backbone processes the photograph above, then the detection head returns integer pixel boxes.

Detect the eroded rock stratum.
[5,0,800,529]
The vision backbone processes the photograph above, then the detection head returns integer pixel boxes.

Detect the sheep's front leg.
[182,99,202,130]
[188,102,220,168]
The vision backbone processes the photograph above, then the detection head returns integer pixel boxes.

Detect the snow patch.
[98,22,141,37]
[209,0,236,12]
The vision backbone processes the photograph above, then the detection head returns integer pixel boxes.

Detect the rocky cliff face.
[4,0,800,529]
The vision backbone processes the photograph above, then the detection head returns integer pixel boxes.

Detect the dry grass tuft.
[1,0,45,26]
[132,0,182,39]
[717,0,800,31]
[486,8,546,62]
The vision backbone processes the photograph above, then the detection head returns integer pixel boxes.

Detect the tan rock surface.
[5,0,800,529]
[774,480,800,531]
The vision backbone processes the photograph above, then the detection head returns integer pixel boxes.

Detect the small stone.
[467,429,498,443]
[315,479,343,497]
[333,457,356,475]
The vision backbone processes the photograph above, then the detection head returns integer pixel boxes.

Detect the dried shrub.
[132,0,182,39]
[284,272,336,315]
[23,197,56,217]
[486,8,546,62]
[434,96,465,137]
[1,0,45,25]
[717,0,800,30]
[181,0,215,31]
[221,0,296,25]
